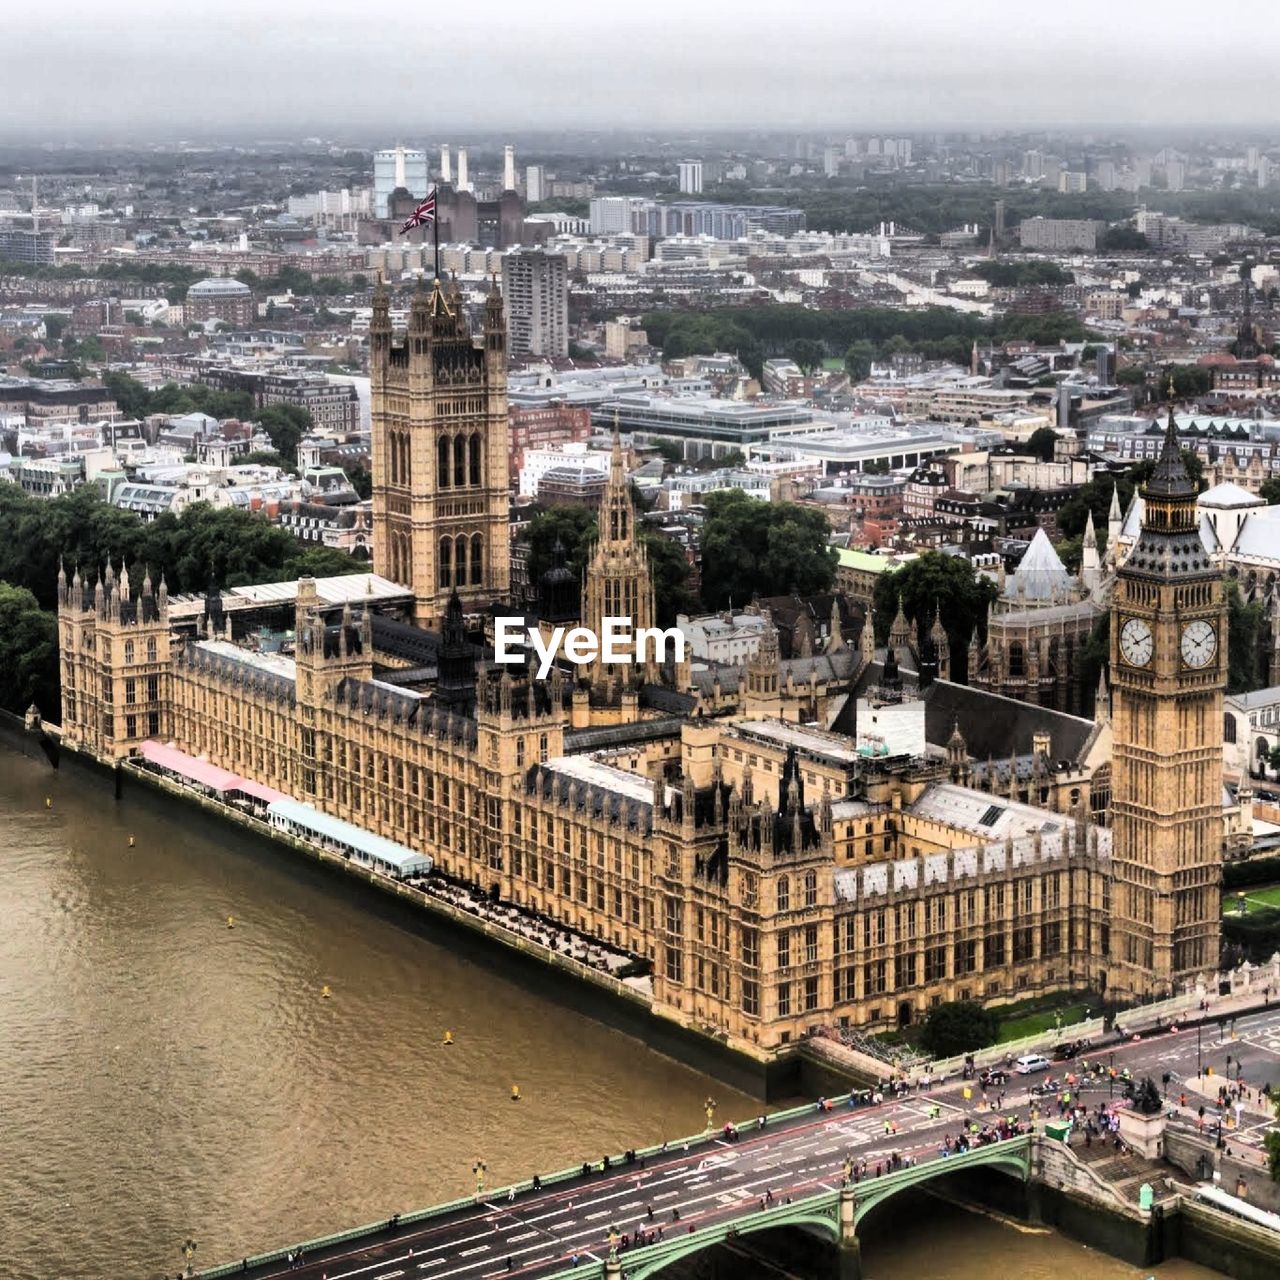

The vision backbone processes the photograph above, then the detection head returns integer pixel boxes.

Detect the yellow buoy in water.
[321,985,332,998]
[511,1084,521,1101]
[128,835,135,848]
[226,916,235,928]
[45,797,52,809]
[442,1030,454,1046]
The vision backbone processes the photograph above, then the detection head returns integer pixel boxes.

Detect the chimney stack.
[440,144,452,184]
[503,144,516,192]
[457,147,470,192]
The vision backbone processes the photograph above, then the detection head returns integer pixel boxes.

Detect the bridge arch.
[616,1195,840,1280]
[852,1144,1032,1226]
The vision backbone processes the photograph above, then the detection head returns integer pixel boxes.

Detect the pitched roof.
[923,680,1097,764]
[1199,481,1265,510]
[1003,527,1074,602]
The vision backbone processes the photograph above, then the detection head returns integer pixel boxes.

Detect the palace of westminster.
[56,279,1231,1053]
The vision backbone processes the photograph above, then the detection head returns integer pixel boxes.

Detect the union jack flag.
[399,189,437,235]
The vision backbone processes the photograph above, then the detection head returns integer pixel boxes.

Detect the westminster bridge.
[202,1098,1036,1280]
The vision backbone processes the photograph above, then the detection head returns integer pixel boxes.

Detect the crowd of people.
[404,870,634,976]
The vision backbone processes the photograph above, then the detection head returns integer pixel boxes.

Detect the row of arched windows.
[387,432,412,486]
[387,530,413,586]
[439,534,484,587]
[437,433,483,489]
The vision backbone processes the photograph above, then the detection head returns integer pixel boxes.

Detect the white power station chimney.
[440,144,452,184]
[394,145,406,189]
[457,147,470,192]
[503,144,516,192]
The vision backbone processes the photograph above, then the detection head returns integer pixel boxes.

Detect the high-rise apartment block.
[373,146,429,218]
[525,165,546,204]
[678,160,703,194]
[501,249,569,360]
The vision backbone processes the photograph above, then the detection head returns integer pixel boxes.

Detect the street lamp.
[181,1239,197,1278]
[473,1160,487,1198]
[1197,1023,1203,1080]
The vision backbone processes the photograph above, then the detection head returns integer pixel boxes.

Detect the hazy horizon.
[4,0,1280,141]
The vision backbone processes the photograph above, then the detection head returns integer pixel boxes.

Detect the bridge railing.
[195,1091,860,1277]
[533,1133,1037,1280]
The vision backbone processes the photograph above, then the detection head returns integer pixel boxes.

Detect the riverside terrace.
[195,1005,1280,1280]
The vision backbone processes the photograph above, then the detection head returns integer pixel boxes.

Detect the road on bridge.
[219,1004,1280,1280]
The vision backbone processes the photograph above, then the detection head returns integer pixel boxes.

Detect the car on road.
[978,1068,1009,1088]
[1014,1053,1052,1075]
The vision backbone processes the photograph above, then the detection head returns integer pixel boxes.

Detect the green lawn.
[1224,884,1280,916]
[997,1003,1091,1043]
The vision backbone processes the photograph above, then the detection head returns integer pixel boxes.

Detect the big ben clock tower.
[1109,405,1225,1000]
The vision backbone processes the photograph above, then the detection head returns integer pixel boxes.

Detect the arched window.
[438,537,452,587]
[1258,737,1271,765]
[147,637,157,662]
[124,640,134,664]
[470,533,483,585]
[388,435,397,485]
[777,875,790,912]
[437,436,451,489]
[454,435,466,488]
[400,435,411,486]
[1224,714,1237,745]
[454,534,468,585]
[469,433,481,487]
[1008,642,1025,679]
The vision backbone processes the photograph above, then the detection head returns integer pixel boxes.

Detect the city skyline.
[5,0,1280,139]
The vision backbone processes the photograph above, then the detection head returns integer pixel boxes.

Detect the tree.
[1267,1090,1280,1183]
[1026,426,1060,462]
[1099,226,1150,252]
[871,551,998,675]
[346,462,373,500]
[652,439,685,466]
[43,314,68,342]
[0,582,58,717]
[640,530,695,625]
[787,338,826,375]
[698,491,837,611]
[1259,478,1280,506]
[524,506,599,586]
[239,450,289,470]
[919,1000,1000,1058]
[1226,581,1265,694]
[843,340,876,381]
[254,404,313,463]
[1161,363,1212,399]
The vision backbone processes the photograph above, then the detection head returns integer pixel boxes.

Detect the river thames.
[0,748,1223,1279]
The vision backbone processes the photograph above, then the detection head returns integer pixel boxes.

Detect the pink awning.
[138,740,244,792]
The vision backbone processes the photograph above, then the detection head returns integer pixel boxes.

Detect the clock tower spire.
[1109,401,1224,999]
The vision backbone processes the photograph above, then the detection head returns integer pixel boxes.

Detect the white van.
[1014,1053,1052,1074]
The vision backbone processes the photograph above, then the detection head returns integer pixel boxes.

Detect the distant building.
[678,160,704,194]
[501,250,569,359]
[373,147,429,218]
[508,402,592,486]
[0,228,55,264]
[1017,217,1104,252]
[185,278,254,328]
[525,165,546,204]
[536,464,607,509]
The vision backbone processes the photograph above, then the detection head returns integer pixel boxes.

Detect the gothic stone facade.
[59,573,1114,1051]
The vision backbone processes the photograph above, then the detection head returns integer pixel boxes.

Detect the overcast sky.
[4,0,1279,140]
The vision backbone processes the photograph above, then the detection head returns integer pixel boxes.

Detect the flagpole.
[434,185,440,283]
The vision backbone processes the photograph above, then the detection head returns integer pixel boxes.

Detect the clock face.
[1119,617,1154,667]
[1181,619,1217,669]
